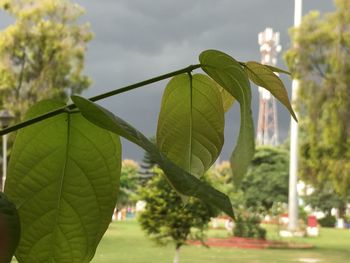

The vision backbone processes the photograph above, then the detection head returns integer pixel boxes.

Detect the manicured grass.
[91,220,350,263]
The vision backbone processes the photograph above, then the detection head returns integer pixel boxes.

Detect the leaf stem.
[1,64,201,135]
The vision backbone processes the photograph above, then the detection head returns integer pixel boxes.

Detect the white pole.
[288,0,302,232]
[2,134,7,191]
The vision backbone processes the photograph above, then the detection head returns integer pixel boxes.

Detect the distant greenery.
[241,146,289,212]
[303,181,348,216]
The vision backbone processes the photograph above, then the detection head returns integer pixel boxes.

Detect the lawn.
[91,220,350,263]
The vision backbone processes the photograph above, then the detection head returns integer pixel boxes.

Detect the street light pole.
[0,109,14,192]
[2,132,8,191]
[288,0,302,232]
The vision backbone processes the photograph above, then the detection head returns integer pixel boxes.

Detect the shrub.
[318,215,336,228]
[233,211,266,239]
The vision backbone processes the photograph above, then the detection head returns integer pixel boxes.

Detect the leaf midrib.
[49,112,72,261]
[189,73,193,175]
[207,60,251,144]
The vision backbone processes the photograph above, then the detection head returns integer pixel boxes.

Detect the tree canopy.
[0,0,92,119]
[208,146,289,213]
[240,146,289,211]
[303,182,348,216]
[285,0,350,197]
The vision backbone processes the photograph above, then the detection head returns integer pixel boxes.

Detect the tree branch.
[0,64,201,135]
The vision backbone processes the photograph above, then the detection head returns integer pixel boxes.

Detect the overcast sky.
[1,0,335,162]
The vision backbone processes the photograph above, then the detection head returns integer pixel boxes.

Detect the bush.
[318,215,336,227]
[233,211,266,239]
[137,169,217,248]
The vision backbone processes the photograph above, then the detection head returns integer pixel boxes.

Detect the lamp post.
[0,109,14,192]
[288,0,302,232]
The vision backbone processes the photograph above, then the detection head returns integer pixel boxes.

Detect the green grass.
[91,220,350,263]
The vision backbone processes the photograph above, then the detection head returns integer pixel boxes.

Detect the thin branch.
[309,55,327,80]
[0,64,201,135]
[15,49,26,98]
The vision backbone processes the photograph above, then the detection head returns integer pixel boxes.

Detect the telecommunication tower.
[256,28,281,146]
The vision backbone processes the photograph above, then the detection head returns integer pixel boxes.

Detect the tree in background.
[285,0,350,204]
[0,0,92,119]
[210,147,289,213]
[208,148,288,239]
[303,181,348,217]
[240,146,289,212]
[137,169,217,263]
[139,136,158,183]
[117,159,140,208]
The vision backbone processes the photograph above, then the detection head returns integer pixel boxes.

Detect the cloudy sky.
[1,0,335,162]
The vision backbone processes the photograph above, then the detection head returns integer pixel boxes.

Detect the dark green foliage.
[233,211,266,240]
[240,146,289,211]
[318,215,336,228]
[141,150,157,172]
[303,182,348,216]
[140,137,157,182]
[137,170,217,249]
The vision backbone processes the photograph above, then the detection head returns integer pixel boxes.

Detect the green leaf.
[199,49,255,184]
[71,95,234,218]
[244,61,297,121]
[265,65,291,75]
[0,193,20,263]
[239,61,291,75]
[157,73,225,177]
[5,100,122,263]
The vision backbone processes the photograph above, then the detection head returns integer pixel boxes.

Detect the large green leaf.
[199,49,255,183]
[157,73,225,177]
[71,96,234,218]
[5,100,121,263]
[0,192,20,263]
[243,61,297,121]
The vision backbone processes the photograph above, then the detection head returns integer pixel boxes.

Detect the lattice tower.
[256,28,281,146]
